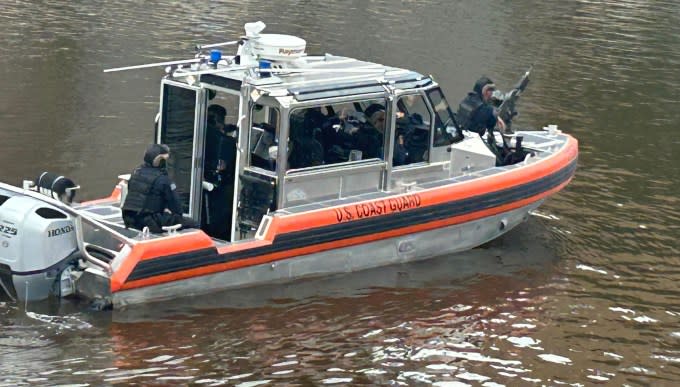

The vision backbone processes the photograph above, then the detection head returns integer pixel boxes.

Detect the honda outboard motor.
[0,189,79,302]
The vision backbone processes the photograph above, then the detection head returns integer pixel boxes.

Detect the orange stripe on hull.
[110,231,214,292]
[118,176,573,292]
[114,135,578,293]
[270,136,578,236]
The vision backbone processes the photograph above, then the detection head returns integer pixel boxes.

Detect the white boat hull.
[112,201,541,306]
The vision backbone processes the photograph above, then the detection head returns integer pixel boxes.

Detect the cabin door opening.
[200,89,241,241]
[234,103,280,241]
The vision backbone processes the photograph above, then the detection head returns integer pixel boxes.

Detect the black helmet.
[364,103,385,119]
[473,77,495,97]
[208,104,227,119]
[144,143,170,167]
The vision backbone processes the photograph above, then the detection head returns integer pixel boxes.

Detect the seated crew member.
[363,104,408,165]
[122,144,197,233]
[320,114,354,164]
[399,113,430,163]
[456,77,506,136]
[395,95,431,163]
[202,104,238,240]
[288,110,324,169]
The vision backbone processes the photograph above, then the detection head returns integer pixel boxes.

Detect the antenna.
[172,64,251,78]
[104,58,203,73]
[196,40,239,51]
[105,42,240,73]
[259,67,387,75]
[173,65,390,78]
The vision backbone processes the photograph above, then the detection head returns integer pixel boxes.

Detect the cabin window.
[427,87,459,147]
[395,94,432,165]
[249,104,280,171]
[286,98,387,171]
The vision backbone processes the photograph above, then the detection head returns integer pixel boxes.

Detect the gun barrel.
[514,70,531,91]
[496,66,533,128]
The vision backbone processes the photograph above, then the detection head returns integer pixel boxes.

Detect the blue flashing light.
[259,60,272,78]
[210,50,222,64]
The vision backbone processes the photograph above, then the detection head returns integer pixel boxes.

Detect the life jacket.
[353,123,382,159]
[122,165,166,214]
[320,117,352,163]
[456,92,484,133]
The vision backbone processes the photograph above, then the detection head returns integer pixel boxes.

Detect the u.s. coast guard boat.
[0,22,577,308]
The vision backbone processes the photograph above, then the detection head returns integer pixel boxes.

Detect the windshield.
[426,87,458,146]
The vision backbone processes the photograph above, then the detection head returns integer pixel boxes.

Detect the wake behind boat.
[0,22,577,309]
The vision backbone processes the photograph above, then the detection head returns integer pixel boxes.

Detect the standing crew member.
[457,77,506,136]
[122,144,196,233]
[202,104,237,239]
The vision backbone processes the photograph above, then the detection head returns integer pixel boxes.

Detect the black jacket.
[122,145,183,218]
[457,77,498,136]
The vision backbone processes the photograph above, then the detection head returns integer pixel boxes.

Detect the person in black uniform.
[202,104,238,240]
[456,77,506,136]
[204,105,237,182]
[288,109,324,169]
[363,104,408,165]
[122,144,197,233]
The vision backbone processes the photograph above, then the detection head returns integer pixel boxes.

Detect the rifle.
[493,66,532,133]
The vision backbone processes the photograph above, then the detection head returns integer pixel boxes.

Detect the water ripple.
[2,0,680,385]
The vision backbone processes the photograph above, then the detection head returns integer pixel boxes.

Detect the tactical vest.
[405,128,429,162]
[289,137,323,169]
[353,124,382,159]
[122,166,165,214]
[456,92,484,133]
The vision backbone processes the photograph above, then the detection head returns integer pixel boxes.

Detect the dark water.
[2,0,680,385]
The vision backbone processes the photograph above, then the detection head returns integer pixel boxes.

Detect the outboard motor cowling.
[0,194,79,301]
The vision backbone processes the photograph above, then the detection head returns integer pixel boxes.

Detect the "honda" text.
[47,225,74,237]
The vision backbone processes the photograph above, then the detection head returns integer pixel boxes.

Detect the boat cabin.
[153,24,468,243]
